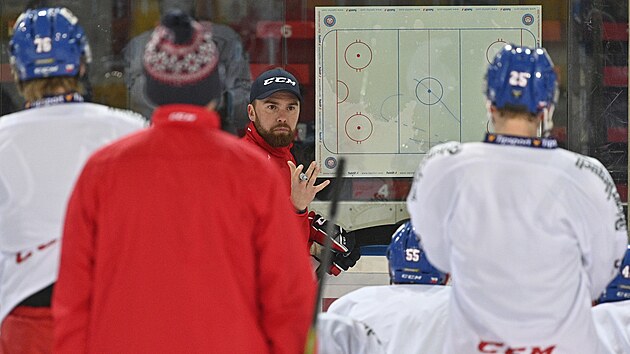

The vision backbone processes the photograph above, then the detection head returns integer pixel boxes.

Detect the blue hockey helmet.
[386,221,448,285]
[485,44,557,116]
[9,7,92,82]
[597,245,630,304]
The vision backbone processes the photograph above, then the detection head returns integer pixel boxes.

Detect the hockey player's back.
[407,44,627,354]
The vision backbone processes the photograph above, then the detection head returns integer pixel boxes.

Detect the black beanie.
[143,10,222,107]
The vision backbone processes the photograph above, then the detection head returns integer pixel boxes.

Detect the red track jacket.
[242,122,312,247]
[53,105,316,353]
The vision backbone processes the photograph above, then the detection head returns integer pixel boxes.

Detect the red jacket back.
[54,105,316,353]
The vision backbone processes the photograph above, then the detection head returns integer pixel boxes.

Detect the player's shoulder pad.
[412,142,463,183]
[423,141,463,164]
[105,106,150,127]
[571,152,615,187]
[572,151,624,202]
[570,151,626,229]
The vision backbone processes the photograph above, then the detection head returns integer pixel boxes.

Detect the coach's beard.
[254,118,295,148]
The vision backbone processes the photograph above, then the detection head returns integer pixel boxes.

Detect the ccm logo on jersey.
[16,239,57,264]
[478,341,555,354]
[263,77,297,86]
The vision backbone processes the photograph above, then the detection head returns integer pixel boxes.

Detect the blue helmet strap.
[541,105,554,137]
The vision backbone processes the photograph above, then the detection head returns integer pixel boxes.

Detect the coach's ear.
[247,103,256,122]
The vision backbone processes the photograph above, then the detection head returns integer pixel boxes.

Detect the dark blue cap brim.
[251,87,302,103]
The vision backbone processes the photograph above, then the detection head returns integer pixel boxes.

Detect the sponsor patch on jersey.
[25,92,84,109]
[484,133,557,149]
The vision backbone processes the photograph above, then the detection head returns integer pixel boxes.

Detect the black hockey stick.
[304,157,345,354]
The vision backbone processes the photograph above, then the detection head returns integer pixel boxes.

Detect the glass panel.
[0,0,627,222]
[568,0,628,213]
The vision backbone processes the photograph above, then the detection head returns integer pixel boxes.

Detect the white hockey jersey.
[317,312,385,354]
[328,283,629,354]
[327,284,451,354]
[593,301,630,354]
[0,101,146,325]
[407,134,628,354]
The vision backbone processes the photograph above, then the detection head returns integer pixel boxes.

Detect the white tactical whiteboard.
[315,6,541,177]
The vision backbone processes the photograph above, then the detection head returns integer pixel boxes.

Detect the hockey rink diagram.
[315,6,541,177]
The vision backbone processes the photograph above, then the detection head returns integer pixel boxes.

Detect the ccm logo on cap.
[263,77,296,86]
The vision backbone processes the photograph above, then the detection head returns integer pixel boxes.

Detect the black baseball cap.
[249,68,303,103]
